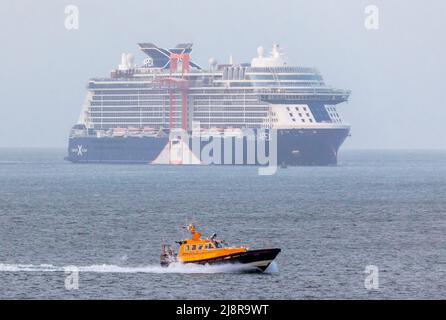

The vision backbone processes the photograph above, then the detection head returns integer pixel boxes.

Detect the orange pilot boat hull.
[181,248,281,272]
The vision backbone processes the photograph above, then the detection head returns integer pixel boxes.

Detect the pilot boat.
[160,224,281,272]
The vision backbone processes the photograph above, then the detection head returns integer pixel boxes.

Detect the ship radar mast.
[251,43,288,67]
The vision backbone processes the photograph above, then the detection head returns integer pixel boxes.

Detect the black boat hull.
[181,248,281,272]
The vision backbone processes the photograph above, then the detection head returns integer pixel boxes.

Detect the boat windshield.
[214,241,229,248]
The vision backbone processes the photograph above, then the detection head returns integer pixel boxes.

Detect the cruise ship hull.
[66,128,349,166]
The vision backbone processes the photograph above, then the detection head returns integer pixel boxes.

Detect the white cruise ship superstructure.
[67,43,351,165]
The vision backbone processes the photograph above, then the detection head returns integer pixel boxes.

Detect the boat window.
[191,244,196,250]
[185,245,189,251]
[215,242,222,248]
[205,243,210,249]
[198,244,203,250]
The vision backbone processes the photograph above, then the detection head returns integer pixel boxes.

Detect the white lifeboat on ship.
[112,127,127,137]
[127,127,142,137]
[208,127,224,137]
[223,127,243,138]
[142,127,158,137]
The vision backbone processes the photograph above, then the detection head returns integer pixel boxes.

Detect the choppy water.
[0,148,445,299]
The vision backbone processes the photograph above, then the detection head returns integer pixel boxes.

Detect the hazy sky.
[1,0,445,149]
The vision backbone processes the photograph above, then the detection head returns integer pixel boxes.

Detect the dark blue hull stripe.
[66,128,349,166]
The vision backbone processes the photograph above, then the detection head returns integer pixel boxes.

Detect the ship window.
[289,113,293,117]
[286,107,290,111]
[309,119,313,123]
[306,113,310,117]
[185,245,189,251]
[292,118,296,122]
[198,244,203,250]
[295,107,299,111]
[298,113,302,117]
[191,245,196,250]
[205,243,210,249]
[301,119,305,123]
[303,107,307,111]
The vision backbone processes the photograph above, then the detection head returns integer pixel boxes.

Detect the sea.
[0,148,445,299]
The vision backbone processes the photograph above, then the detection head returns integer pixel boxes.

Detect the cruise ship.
[66,43,351,166]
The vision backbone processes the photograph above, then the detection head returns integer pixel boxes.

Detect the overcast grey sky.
[0,0,445,149]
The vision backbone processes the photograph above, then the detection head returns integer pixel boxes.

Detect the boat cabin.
[176,224,247,263]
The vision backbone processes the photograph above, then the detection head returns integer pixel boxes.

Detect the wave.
[0,262,278,274]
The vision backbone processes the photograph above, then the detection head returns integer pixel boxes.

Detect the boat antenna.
[190,215,197,227]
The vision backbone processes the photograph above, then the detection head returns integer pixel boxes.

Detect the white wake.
[0,262,278,274]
